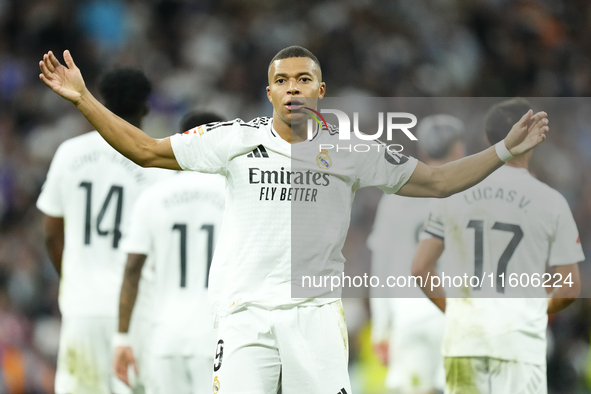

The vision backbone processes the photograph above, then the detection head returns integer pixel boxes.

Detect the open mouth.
[285,99,304,111]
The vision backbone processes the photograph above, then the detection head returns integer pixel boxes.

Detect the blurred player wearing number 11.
[113,112,226,393]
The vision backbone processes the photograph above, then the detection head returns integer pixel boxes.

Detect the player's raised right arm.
[39,50,181,170]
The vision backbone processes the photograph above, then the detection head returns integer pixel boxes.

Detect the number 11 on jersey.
[172,223,215,288]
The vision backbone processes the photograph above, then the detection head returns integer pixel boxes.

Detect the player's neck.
[504,156,529,170]
[272,113,307,144]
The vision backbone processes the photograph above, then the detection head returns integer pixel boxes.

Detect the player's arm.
[118,253,146,333]
[411,237,446,312]
[113,253,146,386]
[369,297,391,365]
[42,215,64,276]
[398,110,549,198]
[547,263,581,314]
[39,50,180,170]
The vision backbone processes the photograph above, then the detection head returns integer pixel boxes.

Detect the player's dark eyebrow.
[273,72,315,80]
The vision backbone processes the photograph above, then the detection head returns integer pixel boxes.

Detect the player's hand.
[113,346,138,387]
[372,341,389,365]
[39,50,87,105]
[504,110,549,156]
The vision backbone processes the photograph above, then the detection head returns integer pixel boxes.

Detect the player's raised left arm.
[39,50,180,170]
[398,110,548,198]
[548,263,581,314]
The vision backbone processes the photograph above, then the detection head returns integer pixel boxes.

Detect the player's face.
[266,57,326,126]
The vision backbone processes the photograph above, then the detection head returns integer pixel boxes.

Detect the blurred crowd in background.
[1,0,591,392]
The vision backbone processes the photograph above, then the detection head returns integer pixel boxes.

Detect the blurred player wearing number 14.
[368,115,466,394]
[412,98,584,394]
[36,69,165,394]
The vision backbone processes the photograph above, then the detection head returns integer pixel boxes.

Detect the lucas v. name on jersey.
[248,166,331,202]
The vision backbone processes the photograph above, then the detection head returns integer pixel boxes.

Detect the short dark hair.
[269,45,322,75]
[417,115,465,160]
[98,68,152,119]
[180,111,225,133]
[484,98,532,145]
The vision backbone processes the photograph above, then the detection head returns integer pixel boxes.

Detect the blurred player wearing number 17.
[412,98,584,394]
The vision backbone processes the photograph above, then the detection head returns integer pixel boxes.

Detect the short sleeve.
[122,191,152,255]
[548,196,585,266]
[420,198,445,241]
[170,120,236,174]
[354,144,418,194]
[36,143,67,217]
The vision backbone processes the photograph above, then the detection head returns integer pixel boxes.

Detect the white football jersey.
[123,172,225,357]
[423,165,585,364]
[367,194,444,341]
[36,132,167,317]
[170,117,418,316]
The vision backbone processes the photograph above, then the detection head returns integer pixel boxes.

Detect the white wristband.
[112,332,131,348]
[495,139,514,162]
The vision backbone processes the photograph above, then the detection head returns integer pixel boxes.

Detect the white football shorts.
[128,316,153,394]
[211,300,351,394]
[444,357,547,394]
[387,319,445,392]
[148,355,213,394]
[55,316,130,394]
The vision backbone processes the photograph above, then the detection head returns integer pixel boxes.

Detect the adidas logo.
[247,145,269,158]
[337,389,348,394]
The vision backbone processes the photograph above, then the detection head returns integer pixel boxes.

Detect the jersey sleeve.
[354,143,418,194]
[169,120,236,174]
[36,143,67,217]
[122,191,152,255]
[421,198,445,240]
[548,195,585,266]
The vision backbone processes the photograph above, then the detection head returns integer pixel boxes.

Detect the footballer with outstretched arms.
[368,114,465,394]
[39,46,549,394]
[37,68,166,394]
[411,98,583,394]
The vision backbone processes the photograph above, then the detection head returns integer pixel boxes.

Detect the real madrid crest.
[213,376,220,394]
[316,149,332,169]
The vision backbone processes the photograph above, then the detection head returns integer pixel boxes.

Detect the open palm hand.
[39,50,86,105]
[504,110,549,156]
